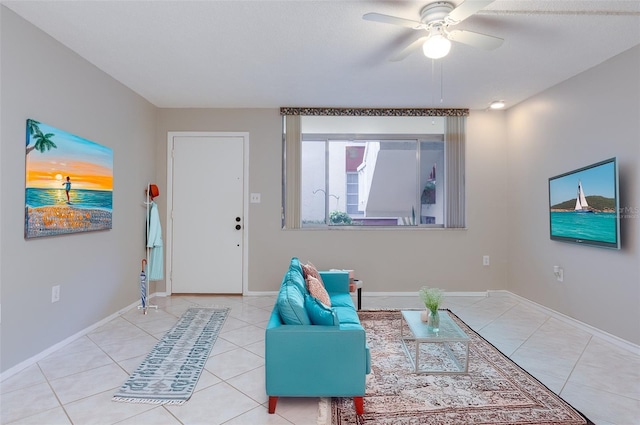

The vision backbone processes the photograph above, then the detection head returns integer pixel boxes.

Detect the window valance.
[280,107,468,117]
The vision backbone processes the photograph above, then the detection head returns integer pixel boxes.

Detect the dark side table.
[351,279,363,310]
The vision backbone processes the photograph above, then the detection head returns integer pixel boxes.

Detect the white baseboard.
[247,288,638,353]
[490,290,640,356]
[244,290,490,297]
[244,291,278,296]
[0,298,141,382]
[362,291,489,297]
[3,290,637,381]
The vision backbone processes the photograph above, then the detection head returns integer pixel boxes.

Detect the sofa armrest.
[319,271,349,295]
[266,307,283,329]
[265,325,368,397]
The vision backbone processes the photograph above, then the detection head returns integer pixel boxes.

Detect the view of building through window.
[301,138,444,227]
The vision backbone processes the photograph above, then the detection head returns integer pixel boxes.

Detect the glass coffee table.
[400,310,470,374]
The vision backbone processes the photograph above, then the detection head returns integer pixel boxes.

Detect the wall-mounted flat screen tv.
[548,158,620,249]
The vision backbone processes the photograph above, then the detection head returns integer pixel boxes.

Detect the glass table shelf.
[400,310,470,374]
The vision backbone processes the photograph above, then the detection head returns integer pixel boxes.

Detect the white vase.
[420,309,429,322]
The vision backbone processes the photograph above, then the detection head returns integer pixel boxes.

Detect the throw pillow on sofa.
[302,262,324,286]
[288,257,309,296]
[307,276,331,307]
[277,278,311,325]
[304,295,339,326]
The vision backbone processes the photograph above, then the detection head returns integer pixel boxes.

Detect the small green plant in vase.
[419,286,443,331]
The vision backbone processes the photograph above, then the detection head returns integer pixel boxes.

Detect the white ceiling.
[3,0,640,110]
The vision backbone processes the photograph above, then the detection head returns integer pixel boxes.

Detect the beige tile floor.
[1,294,639,425]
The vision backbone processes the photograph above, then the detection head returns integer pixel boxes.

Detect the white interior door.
[170,134,245,293]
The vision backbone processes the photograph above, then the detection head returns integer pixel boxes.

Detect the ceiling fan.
[363,0,503,61]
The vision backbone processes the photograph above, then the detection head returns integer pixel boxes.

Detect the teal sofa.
[265,258,371,415]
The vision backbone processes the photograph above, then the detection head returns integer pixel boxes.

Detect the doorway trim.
[166,131,250,295]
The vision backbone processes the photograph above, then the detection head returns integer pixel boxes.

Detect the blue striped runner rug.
[113,307,229,405]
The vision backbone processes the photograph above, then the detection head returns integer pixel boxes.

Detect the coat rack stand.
[139,183,158,314]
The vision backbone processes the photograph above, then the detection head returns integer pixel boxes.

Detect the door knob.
[235,217,241,222]
[235,224,241,230]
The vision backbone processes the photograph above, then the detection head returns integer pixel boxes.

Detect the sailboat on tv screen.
[574,180,593,213]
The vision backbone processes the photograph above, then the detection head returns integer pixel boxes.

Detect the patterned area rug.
[332,310,593,425]
[113,307,229,405]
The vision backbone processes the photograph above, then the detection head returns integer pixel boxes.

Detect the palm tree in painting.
[26,119,57,155]
[26,119,40,138]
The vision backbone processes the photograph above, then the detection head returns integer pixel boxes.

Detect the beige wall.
[156,109,509,295]
[506,45,640,344]
[0,8,157,372]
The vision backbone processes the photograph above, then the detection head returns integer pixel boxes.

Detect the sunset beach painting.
[25,119,113,238]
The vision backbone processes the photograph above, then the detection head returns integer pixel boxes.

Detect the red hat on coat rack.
[147,184,160,200]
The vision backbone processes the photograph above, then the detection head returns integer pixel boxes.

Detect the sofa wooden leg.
[353,397,364,415]
[268,396,278,414]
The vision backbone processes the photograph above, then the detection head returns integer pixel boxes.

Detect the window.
[282,110,467,229]
[301,138,445,227]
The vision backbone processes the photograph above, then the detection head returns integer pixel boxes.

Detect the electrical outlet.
[553,266,564,282]
[250,193,261,203]
[482,255,490,266]
[52,285,60,303]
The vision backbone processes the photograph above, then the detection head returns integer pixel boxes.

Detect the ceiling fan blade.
[448,29,503,50]
[390,36,428,62]
[363,12,424,29]
[446,0,495,24]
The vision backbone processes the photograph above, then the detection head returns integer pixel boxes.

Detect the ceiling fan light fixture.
[489,100,506,109]
[422,32,451,59]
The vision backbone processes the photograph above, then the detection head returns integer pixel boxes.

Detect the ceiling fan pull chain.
[431,59,436,112]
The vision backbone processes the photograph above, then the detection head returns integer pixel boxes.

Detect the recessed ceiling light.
[489,100,506,109]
